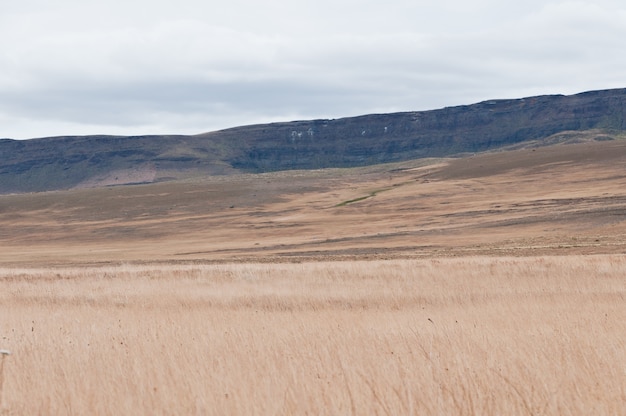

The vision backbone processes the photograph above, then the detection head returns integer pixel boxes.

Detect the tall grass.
[1,256,626,414]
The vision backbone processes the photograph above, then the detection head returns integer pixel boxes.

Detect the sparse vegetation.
[335,194,373,206]
[0,349,10,413]
[335,186,398,207]
[1,256,626,414]
[3,140,626,266]
[3,137,626,414]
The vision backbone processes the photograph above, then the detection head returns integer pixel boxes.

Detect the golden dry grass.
[2,256,626,415]
[2,140,626,414]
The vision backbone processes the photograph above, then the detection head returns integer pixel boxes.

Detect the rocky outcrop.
[1,88,625,193]
[217,88,626,170]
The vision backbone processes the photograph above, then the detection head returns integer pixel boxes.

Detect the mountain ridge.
[1,87,625,193]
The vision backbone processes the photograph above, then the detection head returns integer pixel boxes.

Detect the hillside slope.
[2,139,626,266]
[1,87,625,193]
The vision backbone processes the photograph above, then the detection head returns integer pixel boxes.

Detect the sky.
[1,0,625,140]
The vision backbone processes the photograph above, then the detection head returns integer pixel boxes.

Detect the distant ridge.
[1,87,625,193]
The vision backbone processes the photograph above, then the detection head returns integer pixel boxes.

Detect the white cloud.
[1,0,626,139]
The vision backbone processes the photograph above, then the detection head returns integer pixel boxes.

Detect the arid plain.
[1,138,626,414]
[4,138,626,265]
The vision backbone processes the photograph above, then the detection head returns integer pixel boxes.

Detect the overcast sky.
[1,0,625,139]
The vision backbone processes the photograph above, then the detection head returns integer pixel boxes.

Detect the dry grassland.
[3,140,626,266]
[2,256,626,415]
[2,139,626,414]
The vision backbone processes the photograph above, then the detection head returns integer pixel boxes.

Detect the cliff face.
[1,88,625,193]
[219,88,626,170]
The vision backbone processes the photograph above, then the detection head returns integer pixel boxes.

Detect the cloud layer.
[2,0,625,139]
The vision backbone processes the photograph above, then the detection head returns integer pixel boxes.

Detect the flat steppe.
[2,139,626,414]
[2,138,626,266]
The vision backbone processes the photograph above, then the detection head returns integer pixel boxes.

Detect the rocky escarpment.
[1,88,625,193]
[216,88,626,171]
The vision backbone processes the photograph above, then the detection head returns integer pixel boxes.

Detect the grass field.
[2,256,626,415]
[4,140,626,267]
[3,140,626,414]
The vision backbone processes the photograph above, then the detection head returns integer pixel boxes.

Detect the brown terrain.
[1,137,626,266]
[3,88,626,194]
[3,138,626,414]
